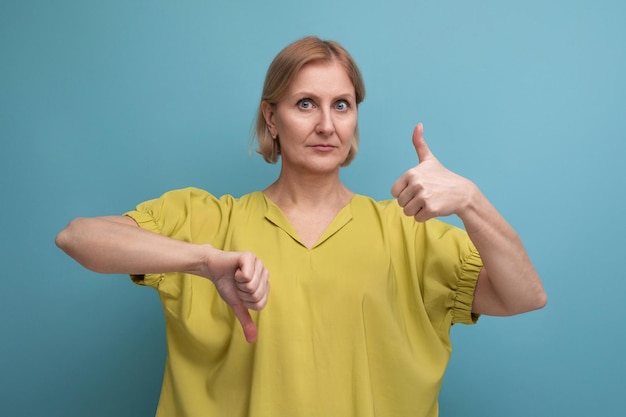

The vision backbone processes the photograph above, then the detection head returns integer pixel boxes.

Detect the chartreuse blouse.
[125,187,482,417]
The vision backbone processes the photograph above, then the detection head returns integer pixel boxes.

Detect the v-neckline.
[262,192,355,250]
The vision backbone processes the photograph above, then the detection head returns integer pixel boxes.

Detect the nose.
[315,108,335,136]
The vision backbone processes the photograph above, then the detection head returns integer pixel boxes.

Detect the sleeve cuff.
[452,245,483,325]
[124,211,165,289]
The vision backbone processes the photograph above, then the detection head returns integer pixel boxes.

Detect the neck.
[264,172,353,209]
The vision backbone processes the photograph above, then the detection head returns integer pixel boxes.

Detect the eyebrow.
[288,90,356,101]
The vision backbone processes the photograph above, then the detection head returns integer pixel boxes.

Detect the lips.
[310,145,337,151]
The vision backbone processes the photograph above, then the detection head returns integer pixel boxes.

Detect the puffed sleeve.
[451,242,482,324]
[417,219,483,328]
[123,187,234,288]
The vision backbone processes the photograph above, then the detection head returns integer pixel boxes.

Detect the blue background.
[1,1,624,416]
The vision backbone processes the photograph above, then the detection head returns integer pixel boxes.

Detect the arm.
[55,215,270,342]
[456,186,546,316]
[391,124,547,316]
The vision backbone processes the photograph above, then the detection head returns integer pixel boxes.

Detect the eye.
[297,98,314,110]
[335,100,350,111]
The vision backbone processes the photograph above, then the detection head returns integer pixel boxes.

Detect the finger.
[235,257,266,292]
[240,285,269,310]
[401,197,425,218]
[395,187,411,208]
[390,172,409,199]
[238,268,270,307]
[234,252,255,284]
[254,267,270,307]
[238,279,269,307]
[391,124,430,198]
[412,123,435,163]
[414,208,435,223]
[231,303,258,343]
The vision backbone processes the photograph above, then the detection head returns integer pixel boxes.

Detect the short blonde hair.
[254,36,366,166]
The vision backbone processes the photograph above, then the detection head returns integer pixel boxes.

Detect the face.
[262,60,358,176]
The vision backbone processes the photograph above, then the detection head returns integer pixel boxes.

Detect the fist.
[391,123,474,222]
[206,248,270,343]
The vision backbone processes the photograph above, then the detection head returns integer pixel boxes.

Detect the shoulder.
[130,188,266,225]
[351,194,466,237]
[350,194,415,224]
[350,194,398,212]
[146,187,264,209]
[128,188,266,240]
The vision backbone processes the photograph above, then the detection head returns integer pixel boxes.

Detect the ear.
[261,100,277,137]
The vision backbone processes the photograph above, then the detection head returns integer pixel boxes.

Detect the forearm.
[461,186,547,315]
[55,216,209,276]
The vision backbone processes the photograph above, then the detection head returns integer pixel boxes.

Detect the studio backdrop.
[1,1,624,416]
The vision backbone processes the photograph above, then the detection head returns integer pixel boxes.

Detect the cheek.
[340,119,358,140]
[275,114,304,135]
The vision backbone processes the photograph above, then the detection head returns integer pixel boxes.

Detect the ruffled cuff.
[452,245,483,325]
[123,210,165,289]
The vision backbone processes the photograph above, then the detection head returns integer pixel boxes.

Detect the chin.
[284,155,347,175]
[309,157,347,173]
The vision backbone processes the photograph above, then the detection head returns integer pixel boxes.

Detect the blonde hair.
[254,36,366,166]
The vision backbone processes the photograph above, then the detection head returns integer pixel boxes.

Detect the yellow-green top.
[126,187,482,417]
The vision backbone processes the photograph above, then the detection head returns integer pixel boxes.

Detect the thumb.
[412,123,434,163]
[232,304,258,343]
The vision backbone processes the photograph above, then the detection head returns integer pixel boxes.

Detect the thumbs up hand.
[391,123,477,222]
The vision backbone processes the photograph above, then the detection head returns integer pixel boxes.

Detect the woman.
[56,36,546,417]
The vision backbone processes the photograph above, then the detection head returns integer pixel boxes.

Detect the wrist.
[459,182,491,233]
[185,243,218,279]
